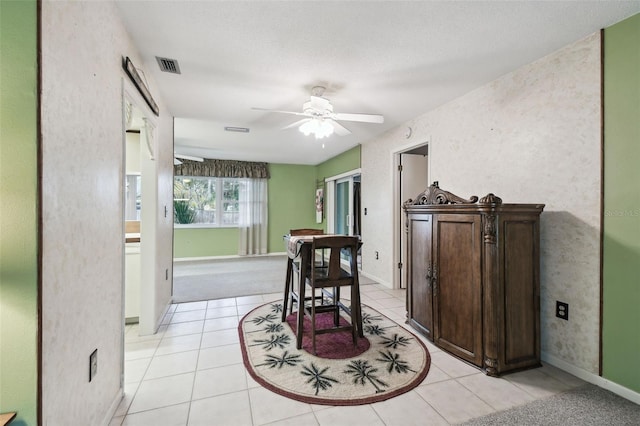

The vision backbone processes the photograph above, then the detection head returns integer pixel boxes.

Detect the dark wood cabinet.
[404,183,544,376]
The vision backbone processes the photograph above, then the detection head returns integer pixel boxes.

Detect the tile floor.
[110,284,585,425]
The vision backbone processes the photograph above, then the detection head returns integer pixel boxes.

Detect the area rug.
[239,301,431,405]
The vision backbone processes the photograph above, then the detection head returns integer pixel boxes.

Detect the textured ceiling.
[115,1,640,165]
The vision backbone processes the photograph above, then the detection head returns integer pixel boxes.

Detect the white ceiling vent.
[155,56,181,74]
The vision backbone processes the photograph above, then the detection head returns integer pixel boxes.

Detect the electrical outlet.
[89,349,98,382]
[375,251,379,260]
[556,301,569,320]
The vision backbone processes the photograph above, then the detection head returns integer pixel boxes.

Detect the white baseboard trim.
[360,270,391,289]
[542,351,640,404]
[174,252,287,262]
[101,387,124,426]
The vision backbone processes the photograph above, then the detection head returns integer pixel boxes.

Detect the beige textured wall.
[361,33,601,374]
[41,1,174,423]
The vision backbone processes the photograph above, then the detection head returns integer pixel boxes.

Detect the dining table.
[282,234,364,349]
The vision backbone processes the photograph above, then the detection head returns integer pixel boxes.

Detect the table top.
[284,234,362,258]
[285,234,332,258]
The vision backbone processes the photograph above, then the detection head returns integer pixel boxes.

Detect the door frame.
[121,77,160,345]
[391,139,431,289]
[325,168,361,235]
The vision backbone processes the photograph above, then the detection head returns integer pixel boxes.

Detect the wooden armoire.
[403,182,545,376]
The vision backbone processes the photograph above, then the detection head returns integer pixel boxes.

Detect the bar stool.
[281,228,324,322]
[301,235,362,355]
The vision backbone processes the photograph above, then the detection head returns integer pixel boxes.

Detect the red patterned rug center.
[285,312,370,359]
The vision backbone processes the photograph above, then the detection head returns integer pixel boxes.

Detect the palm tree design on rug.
[361,311,383,324]
[256,350,302,369]
[364,324,386,336]
[270,303,283,313]
[343,359,389,394]
[263,323,284,333]
[251,313,278,325]
[251,333,291,350]
[379,333,412,349]
[301,363,339,395]
[376,350,416,374]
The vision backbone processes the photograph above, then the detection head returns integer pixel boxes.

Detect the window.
[174,176,241,227]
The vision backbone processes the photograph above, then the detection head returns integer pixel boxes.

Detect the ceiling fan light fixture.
[299,118,334,139]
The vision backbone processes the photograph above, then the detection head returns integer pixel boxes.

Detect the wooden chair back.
[310,236,359,282]
[289,228,324,236]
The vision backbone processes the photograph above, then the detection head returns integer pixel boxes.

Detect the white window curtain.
[238,178,268,255]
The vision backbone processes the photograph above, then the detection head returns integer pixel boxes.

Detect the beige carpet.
[172,255,376,303]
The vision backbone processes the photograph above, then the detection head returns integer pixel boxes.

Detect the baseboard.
[542,351,640,404]
[360,270,391,289]
[156,300,172,330]
[174,252,287,262]
[101,387,124,426]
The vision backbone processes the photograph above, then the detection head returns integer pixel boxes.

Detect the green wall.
[316,145,361,182]
[173,148,362,258]
[267,163,318,253]
[173,163,318,257]
[0,1,39,424]
[603,13,640,393]
[173,227,239,258]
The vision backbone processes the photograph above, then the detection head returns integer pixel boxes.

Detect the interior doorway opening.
[122,87,160,336]
[393,143,429,289]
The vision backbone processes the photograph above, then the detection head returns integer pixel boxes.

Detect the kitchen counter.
[126,232,140,243]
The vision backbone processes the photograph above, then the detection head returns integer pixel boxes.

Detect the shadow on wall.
[538,210,601,372]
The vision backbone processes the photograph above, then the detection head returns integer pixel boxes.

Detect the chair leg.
[289,264,298,316]
[282,258,293,322]
[311,286,317,355]
[333,286,340,326]
[350,284,358,345]
[296,254,309,350]
[353,279,364,338]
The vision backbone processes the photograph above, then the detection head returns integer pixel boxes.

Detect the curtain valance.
[174,159,270,179]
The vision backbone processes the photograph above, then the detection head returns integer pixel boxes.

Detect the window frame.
[173,176,241,229]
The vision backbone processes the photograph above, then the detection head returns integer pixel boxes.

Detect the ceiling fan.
[253,86,384,139]
[174,153,204,165]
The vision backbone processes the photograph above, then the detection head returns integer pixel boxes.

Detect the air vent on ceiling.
[225,126,250,133]
[155,56,181,74]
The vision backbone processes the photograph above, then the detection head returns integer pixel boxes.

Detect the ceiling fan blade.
[332,112,384,123]
[174,153,204,162]
[282,118,311,130]
[252,107,310,117]
[327,119,351,136]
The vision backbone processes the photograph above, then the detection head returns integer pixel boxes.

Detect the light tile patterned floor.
[110,284,585,425]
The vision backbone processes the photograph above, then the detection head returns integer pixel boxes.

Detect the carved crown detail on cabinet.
[403,184,544,376]
[404,181,479,206]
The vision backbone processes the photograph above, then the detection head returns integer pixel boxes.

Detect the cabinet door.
[433,213,483,366]
[407,213,433,339]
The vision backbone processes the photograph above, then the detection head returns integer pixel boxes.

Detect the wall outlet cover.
[556,301,569,321]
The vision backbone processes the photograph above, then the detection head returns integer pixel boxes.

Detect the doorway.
[394,144,429,289]
[326,170,361,238]
[325,170,362,269]
[122,90,159,336]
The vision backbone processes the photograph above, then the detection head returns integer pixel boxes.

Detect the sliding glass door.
[335,178,350,235]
